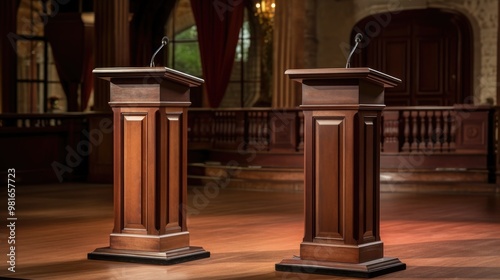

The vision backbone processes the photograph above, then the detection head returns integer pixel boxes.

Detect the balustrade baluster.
[191,117,199,142]
[212,112,216,143]
[210,113,215,143]
[224,112,230,143]
[230,112,235,143]
[426,110,434,151]
[204,113,212,143]
[213,112,218,143]
[216,112,222,144]
[381,111,399,153]
[255,111,261,145]
[233,112,238,144]
[248,112,255,146]
[262,111,269,148]
[219,112,224,143]
[434,111,442,152]
[235,111,245,146]
[442,110,450,151]
[220,112,225,143]
[254,112,260,146]
[255,111,263,147]
[401,111,410,152]
[410,111,418,152]
[224,113,228,142]
[255,112,264,150]
[197,115,204,142]
[449,110,456,151]
[255,112,260,145]
[419,111,426,151]
[257,111,263,146]
[229,112,236,143]
[394,115,400,150]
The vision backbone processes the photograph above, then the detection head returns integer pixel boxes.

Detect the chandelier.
[255,0,276,22]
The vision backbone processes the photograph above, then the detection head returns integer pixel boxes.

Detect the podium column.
[88,67,210,264]
[276,68,406,278]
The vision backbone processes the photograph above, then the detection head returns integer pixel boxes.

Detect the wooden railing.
[188,108,304,168]
[0,105,495,183]
[380,105,495,179]
[381,105,495,154]
[0,112,112,184]
[188,105,496,179]
[188,108,304,153]
[381,107,457,153]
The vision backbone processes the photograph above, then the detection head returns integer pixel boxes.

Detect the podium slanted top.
[285,67,401,88]
[94,67,203,106]
[93,67,204,88]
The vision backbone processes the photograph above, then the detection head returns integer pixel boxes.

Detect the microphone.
[149,36,169,67]
[345,33,363,68]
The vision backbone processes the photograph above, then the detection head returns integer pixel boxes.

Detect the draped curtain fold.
[272,0,304,108]
[0,0,21,112]
[45,13,93,111]
[130,0,177,67]
[190,0,245,108]
[81,24,94,111]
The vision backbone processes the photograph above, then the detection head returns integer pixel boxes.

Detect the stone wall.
[314,0,498,104]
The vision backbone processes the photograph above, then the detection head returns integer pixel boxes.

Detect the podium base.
[88,246,210,265]
[275,256,406,278]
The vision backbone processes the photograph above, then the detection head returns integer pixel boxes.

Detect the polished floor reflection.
[0,183,499,279]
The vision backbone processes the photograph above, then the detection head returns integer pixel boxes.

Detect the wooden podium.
[275,68,406,277]
[88,67,210,264]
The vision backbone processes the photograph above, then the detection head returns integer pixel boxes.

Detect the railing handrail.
[0,112,111,129]
[384,106,455,111]
[384,105,493,111]
[0,112,110,119]
[188,107,301,112]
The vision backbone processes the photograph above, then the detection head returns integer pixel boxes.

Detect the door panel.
[353,9,472,106]
[383,39,411,106]
[416,39,441,93]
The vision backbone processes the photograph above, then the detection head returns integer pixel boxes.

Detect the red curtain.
[45,13,93,111]
[0,0,21,112]
[190,0,245,108]
[81,24,94,111]
[130,0,177,67]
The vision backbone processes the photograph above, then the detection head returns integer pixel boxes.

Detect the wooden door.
[352,9,472,106]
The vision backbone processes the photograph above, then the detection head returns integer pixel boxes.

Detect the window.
[166,0,201,77]
[15,0,64,113]
[224,11,262,107]
[16,37,63,113]
[166,0,262,108]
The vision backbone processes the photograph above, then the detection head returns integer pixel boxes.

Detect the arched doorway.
[352,9,473,106]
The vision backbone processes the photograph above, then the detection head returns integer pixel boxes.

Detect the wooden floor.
[1,183,500,280]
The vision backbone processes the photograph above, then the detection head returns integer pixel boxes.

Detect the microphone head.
[161,36,169,45]
[354,33,363,43]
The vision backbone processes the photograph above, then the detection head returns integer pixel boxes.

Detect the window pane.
[220,82,242,107]
[167,1,263,107]
[16,40,45,113]
[176,25,198,40]
[172,42,202,77]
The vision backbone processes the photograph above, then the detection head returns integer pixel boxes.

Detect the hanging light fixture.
[255,0,276,23]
